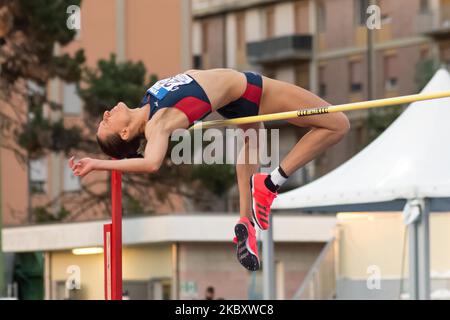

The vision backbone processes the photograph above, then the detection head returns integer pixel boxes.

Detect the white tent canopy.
[269,68,450,300]
[273,68,450,212]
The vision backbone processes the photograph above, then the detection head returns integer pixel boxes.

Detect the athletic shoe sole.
[250,175,266,230]
[234,223,260,271]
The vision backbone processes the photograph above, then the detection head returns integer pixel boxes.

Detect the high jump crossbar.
[103,169,122,300]
[190,90,450,130]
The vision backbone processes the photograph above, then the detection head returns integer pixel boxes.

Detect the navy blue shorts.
[217,71,263,119]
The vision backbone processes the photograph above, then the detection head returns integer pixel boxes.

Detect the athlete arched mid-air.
[69,68,350,271]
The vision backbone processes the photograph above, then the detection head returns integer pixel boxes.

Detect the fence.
[292,237,337,300]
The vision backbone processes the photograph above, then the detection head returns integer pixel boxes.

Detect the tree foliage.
[0,1,236,222]
[367,107,403,143]
[190,164,236,196]
[0,0,85,164]
[79,54,150,118]
[415,57,440,92]
[366,58,441,144]
[0,0,84,90]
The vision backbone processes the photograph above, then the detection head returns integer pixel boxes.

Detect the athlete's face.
[97,102,131,140]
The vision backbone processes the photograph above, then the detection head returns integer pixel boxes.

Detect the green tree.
[1,0,236,221]
[0,0,85,299]
[190,164,235,196]
[415,58,440,92]
[1,0,85,163]
[367,107,403,143]
[365,58,440,144]
[80,54,149,118]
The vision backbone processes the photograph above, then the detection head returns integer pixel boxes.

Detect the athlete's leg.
[222,74,266,271]
[236,122,263,220]
[260,77,350,176]
[250,77,350,230]
[233,122,263,271]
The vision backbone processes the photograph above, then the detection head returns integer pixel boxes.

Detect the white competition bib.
[147,74,193,100]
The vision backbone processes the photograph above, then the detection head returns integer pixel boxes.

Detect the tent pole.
[408,199,430,300]
[408,219,418,299]
[417,199,430,300]
[262,214,276,300]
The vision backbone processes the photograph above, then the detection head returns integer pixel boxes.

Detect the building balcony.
[246,34,313,65]
[192,0,279,17]
[417,9,450,38]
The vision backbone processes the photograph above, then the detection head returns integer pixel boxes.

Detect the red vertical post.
[103,224,112,300]
[111,169,122,300]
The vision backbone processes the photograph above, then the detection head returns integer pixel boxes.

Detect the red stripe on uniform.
[173,97,211,124]
[242,83,262,105]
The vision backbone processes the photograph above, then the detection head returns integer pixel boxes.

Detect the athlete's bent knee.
[334,112,351,139]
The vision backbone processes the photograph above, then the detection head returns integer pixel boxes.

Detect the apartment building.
[7,0,448,225]
[2,214,336,299]
[1,0,191,227]
[419,0,450,65]
[191,0,443,181]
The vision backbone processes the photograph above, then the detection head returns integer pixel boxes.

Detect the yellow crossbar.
[190,90,450,130]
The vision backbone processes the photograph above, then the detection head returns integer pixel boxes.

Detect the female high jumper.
[69,68,350,271]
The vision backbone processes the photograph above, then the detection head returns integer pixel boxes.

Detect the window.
[442,46,450,68]
[295,1,309,34]
[266,7,275,38]
[122,281,151,300]
[63,157,81,192]
[236,13,245,50]
[202,21,209,54]
[420,47,429,60]
[383,54,398,91]
[318,65,326,96]
[349,60,363,92]
[355,0,369,26]
[27,80,45,96]
[63,83,82,115]
[296,63,310,90]
[30,158,48,194]
[420,0,429,13]
[55,281,84,300]
[317,1,326,33]
[121,278,171,300]
[193,55,202,69]
[378,0,392,24]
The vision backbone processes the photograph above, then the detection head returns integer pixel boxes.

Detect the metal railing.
[417,8,450,34]
[247,35,313,65]
[292,237,337,300]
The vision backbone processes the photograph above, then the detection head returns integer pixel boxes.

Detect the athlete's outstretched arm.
[70,123,175,178]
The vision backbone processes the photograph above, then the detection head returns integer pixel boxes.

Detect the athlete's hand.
[69,156,98,177]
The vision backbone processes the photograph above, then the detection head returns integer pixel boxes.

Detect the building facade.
[191,0,444,183]
[2,214,336,300]
[1,0,191,227]
[5,0,449,224]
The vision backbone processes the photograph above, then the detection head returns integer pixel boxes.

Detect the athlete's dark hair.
[96,132,145,159]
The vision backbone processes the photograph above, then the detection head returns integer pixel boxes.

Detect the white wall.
[275,65,296,83]
[246,8,264,42]
[226,13,237,68]
[338,212,450,279]
[63,156,81,192]
[275,2,295,36]
[63,83,82,115]
[192,21,202,56]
